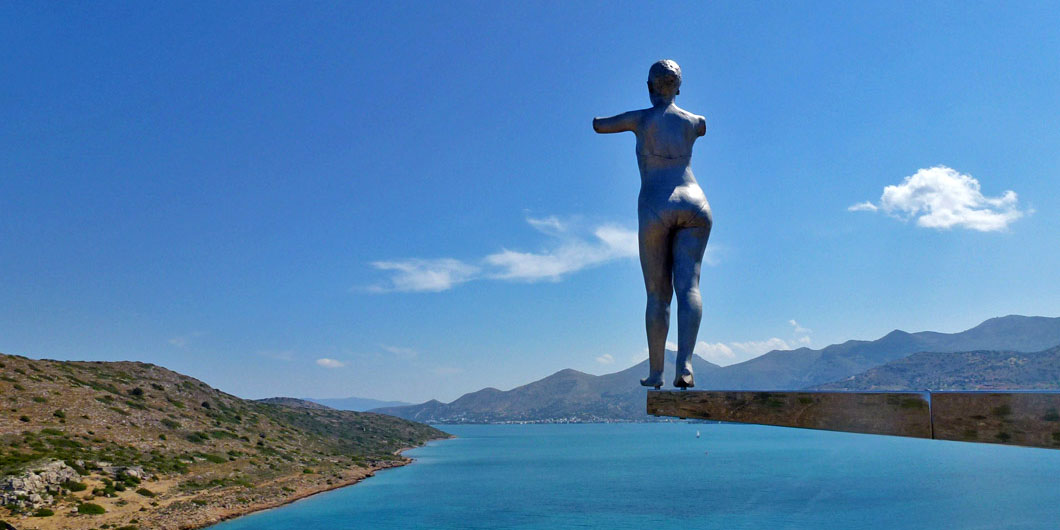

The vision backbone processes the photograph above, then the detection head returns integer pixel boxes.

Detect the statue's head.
[647,60,681,106]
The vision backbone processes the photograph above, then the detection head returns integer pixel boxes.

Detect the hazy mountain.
[256,396,333,410]
[695,315,1060,390]
[815,345,1060,391]
[372,351,720,422]
[306,396,412,411]
[374,315,1060,423]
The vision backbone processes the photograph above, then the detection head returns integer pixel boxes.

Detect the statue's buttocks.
[593,60,712,389]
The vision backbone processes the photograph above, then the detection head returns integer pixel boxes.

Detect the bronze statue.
[593,60,712,389]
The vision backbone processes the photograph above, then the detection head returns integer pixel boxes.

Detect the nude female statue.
[593,60,712,389]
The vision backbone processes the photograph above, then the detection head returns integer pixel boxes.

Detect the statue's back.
[636,106,702,162]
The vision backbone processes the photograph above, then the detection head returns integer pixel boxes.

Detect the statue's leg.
[671,224,711,388]
[638,211,673,389]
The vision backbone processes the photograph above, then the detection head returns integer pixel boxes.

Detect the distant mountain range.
[256,396,333,409]
[373,315,1060,423]
[304,396,412,411]
[815,345,1060,391]
[373,351,719,423]
[692,315,1060,391]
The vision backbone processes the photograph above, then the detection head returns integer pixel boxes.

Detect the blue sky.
[2,2,1058,403]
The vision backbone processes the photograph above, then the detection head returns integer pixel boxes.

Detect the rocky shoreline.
[3,441,448,530]
[0,353,451,530]
[178,439,453,530]
[179,457,412,530]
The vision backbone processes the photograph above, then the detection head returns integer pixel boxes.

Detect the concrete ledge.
[647,391,932,438]
[648,390,1060,449]
[932,392,1060,448]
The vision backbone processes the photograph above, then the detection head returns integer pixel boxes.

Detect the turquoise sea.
[210,423,1060,529]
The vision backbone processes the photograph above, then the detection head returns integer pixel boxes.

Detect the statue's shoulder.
[668,105,706,137]
[669,105,704,123]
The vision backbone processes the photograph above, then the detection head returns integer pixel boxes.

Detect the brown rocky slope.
[0,352,449,530]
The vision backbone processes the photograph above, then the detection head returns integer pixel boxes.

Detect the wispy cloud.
[368,215,655,292]
[847,201,878,212]
[694,342,736,363]
[432,366,464,376]
[381,345,418,359]
[315,358,346,368]
[788,319,812,346]
[486,224,637,282]
[258,350,295,362]
[525,215,565,233]
[485,221,635,284]
[694,319,813,365]
[726,337,794,356]
[362,345,460,378]
[849,166,1027,232]
[368,259,480,293]
[168,331,204,348]
[789,319,811,335]
[595,353,615,365]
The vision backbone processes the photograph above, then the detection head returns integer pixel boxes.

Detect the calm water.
[210,423,1060,529]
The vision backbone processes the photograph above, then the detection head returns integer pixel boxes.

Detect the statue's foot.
[674,351,695,388]
[640,371,664,390]
[674,371,695,389]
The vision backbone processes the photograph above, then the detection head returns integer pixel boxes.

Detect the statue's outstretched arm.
[592,110,640,134]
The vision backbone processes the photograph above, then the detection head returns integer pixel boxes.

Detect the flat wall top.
[647,390,1060,450]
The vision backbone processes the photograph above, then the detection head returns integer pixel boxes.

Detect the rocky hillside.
[0,352,448,530]
[815,345,1060,390]
[374,351,720,422]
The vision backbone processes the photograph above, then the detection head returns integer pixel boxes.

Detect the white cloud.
[369,258,480,292]
[671,337,792,366]
[381,345,418,359]
[847,201,878,212]
[315,358,346,368]
[730,337,793,356]
[526,215,565,233]
[665,340,678,351]
[368,216,652,292]
[693,319,813,366]
[595,353,615,365]
[850,166,1026,232]
[702,246,721,267]
[789,319,811,335]
[168,331,204,348]
[594,225,639,257]
[694,342,736,364]
[258,350,295,362]
[485,224,638,282]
